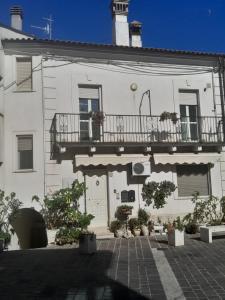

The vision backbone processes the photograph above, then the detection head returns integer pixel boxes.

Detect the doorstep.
[88,226,114,240]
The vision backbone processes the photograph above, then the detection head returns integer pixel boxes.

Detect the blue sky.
[0,0,225,53]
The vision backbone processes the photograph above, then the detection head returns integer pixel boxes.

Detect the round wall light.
[130,83,138,91]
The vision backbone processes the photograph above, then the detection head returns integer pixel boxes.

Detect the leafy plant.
[185,223,198,234]
[142,181,176,209]
[55,227,81,245]
[32,180,87,229]
[220,196,225,222]
[159,111,178,124]
[109,220,122,233]
[128,218,140,231]
[0,190,22,244]
[173,217,184,232]
[116,205,133,221]
[138,209,149,226]
[90,111,105,125]
[183,192,224,226]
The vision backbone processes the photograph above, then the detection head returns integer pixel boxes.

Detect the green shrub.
[185,223,198,234]
[32,180,87,229]
[0,231,11,244]
[109,220,122,233]
[0,190,22,244]
[172,217,184,232]
[138,209,149,226]
[128,218,140,230]
[115,205,133,221]
[55,227,81,245]
[142,181,176,209]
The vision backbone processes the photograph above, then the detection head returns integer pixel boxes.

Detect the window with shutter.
[17,135,33,169]
[177,165,210,197]
[16,57,32,91]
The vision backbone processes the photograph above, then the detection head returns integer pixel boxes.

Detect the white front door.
[85,171,108,227]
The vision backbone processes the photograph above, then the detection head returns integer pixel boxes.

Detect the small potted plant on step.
[129,218,141,237]
[109,220,122,238]
[138,209,149,236]
[167,217,184,247]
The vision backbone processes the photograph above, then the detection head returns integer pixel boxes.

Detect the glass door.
[79,98,100,141]
[180,105,198,141]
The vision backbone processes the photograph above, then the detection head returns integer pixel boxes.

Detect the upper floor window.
[179,91,199,141]
[16,57,32,91]
[177,164,210,197]
[78,85,100,141]
[17,135,33,170]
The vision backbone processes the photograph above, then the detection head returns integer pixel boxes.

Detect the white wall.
[108,161,222,222]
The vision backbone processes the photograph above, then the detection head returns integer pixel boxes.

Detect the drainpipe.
[218,57,225,143]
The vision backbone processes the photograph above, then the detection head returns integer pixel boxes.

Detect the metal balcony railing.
[50,113,224,147]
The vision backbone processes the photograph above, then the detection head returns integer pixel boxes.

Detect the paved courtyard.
[0,234,225,299]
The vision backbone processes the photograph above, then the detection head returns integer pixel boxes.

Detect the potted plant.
[159,111,178,124]
[0,231,11,252]
[0,190,22,250]
[79,231,96,254]
[138,209,149,236]
[128,218,140,236]
[167,217,185,247]
[90,111,105,125]
[109,220,123,237]
[116,205,133,221]
[159,111,171,122]
[32,180,91,245]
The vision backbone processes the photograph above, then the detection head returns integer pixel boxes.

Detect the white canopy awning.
[154,153,221,165]
[75,154,150,167]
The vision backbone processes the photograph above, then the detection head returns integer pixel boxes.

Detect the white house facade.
[1,2,225,229]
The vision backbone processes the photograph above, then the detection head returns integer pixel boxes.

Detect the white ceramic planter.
[168,229,184,247]
[79,234,97,254]
[141,225,149,236]
[133,229,141,236]
[47,229,57,244]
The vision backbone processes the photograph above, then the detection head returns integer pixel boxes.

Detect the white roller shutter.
[179,91,197,105]
[177,165,210,197]
[79,86,99,99]
[16,57,32,91]
[18,136,33,151]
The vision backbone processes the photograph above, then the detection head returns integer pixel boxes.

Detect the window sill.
[13,169,36,173]
[13,90,36,93]
[175,195,209,200]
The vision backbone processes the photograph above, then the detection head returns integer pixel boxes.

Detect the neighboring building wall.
[2,54,44,208]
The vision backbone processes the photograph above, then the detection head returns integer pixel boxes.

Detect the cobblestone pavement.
[0,234,225,299]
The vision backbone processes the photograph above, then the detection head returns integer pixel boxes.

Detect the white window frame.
[13,131,36,173]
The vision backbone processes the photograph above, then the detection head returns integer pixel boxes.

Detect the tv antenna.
[31,15,53,39]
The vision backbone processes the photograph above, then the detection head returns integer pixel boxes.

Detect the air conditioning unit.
[132,161,151,176]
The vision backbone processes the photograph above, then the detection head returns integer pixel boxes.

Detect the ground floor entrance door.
[84,171,108,227]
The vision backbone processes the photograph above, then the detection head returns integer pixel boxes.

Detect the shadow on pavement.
[0,248,149,300]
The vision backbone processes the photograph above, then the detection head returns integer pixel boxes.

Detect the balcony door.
[79,86,100,141]
[179,91,199,141]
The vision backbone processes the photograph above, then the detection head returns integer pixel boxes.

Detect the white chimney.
[130,21,142,47]
[112,0,130,46]
[10,6,23,31]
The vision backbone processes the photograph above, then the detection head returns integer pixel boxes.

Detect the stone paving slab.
[0,234,225,299]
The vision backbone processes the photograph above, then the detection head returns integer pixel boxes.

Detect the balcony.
[50,113,224,158]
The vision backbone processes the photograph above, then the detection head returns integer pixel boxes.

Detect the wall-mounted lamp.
[130,83,138,91]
